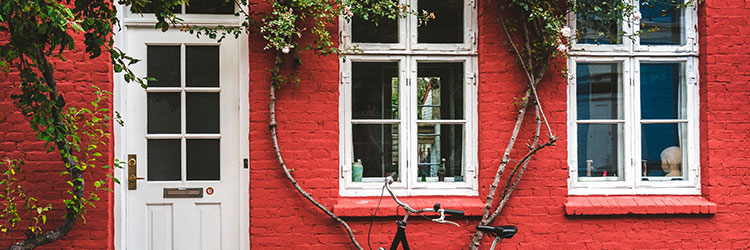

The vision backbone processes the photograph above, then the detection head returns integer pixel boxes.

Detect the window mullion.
[628,58,643,189]
[406,56,416,190]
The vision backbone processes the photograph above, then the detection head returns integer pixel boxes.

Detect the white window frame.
[338,0,478,196]
[568,0,698,57]
[340,0,477,54]
[124,2,244,27]
[567,0,699,195]
[408,0,477,52]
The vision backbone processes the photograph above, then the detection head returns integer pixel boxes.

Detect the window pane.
[186,0,234,14]
[148,139,181,181]
[352,62,399,120]
[640,0,684,45]
[577,124,623,181]
[418,0,463,43]
[148,93,181,134]
[417,124,464,182]
[576,63,623,120]
[131,2,180,14]
[187,139,220,180]
[352,16,398,43]
[641,123,686,180]
[641,63,685,120]
[186,93,220,133]
[147,46,180,87]
[186,46,220,87]
[417,62,463,120]
[352,124,399,180]
[575,0,621,44]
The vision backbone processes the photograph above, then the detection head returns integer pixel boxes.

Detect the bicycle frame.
[376,174,461,250]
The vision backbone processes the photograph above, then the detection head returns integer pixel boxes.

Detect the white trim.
[570,0,699,55]
[567,3,700,195]
[339,55,478,197]
[113,4,127,250]
[568,57,700,195]
[339,0,407,51]
[113,4,250,249]
[338,0,478,197]
[123,2,244,27]
[408,0,476,52]
[568,5,633,53]
[632,0,699,53]
[340,0,477,54]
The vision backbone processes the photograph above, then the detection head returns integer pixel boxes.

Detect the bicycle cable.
[367,185,386,250]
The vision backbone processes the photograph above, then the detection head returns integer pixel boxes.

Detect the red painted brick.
[1,1,749,249]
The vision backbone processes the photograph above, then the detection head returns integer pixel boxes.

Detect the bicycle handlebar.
[383,173,463,227]
[443,209,464,216]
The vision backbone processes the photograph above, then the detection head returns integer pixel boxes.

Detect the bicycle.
[374,173,465,250]
[475,225,517,250]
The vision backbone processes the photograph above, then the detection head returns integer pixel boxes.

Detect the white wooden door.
[125,28,242,250]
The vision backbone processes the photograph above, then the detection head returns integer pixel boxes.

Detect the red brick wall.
[0,32,114,249]
[248,0,750,249]
[2,0,749,249]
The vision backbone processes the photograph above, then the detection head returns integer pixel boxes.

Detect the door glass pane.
[187,139,220,180]
[577,124,624,181]
[576,63,623,120]
[148,140,181,181]
[186,46,220,87]
[186,93,220,133]
[641,123,686,180]
[352,16,398,43]
[352,62,399,120]
[417,124,464,182]
[641,63,685,119]
[186,0,234,14]
[575,0,621,44]
[148,93,181,134]
[352,124,399,181]
[417,62,463,120]
[417,0,463,43]
[640,0,684,45]
[147,46,180,87]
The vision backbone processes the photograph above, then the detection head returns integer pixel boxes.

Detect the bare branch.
[499,15,534,84]
[471,10,559,250]
[268,53,363,250]
[500,13,554,139]
[489,107,558,222]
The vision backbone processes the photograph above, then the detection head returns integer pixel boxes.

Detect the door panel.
[126,28,241,250]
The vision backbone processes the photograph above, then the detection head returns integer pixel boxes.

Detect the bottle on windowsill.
[352,159,363,182]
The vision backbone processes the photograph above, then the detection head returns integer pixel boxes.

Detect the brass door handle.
[128,175,145,182]
[128,154,143,190]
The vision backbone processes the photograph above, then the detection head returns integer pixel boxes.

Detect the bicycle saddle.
[476,225,517,239]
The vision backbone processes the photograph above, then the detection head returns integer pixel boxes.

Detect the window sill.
[564,196,717,216]
[333,196,485,217]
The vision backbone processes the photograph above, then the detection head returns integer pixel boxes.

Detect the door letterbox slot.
[163,188,204,198]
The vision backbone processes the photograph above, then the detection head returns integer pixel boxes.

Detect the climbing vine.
[0,0,167,248]
[249,0,701,249]
[0,0,702,249]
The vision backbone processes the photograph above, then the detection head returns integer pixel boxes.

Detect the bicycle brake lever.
[432,218,460,227]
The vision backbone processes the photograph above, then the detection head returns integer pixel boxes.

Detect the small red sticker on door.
[206,187,214,195]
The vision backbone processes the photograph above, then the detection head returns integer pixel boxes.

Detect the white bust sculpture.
[660,146,682,177]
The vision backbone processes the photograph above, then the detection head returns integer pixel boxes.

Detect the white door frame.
[112,4,250,249]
